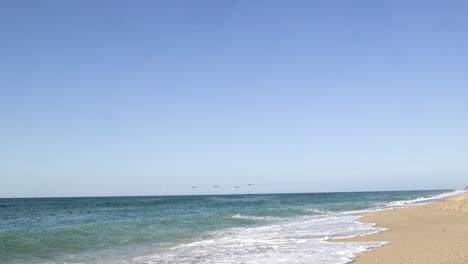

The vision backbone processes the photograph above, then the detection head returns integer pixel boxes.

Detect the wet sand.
[332,192,468,264]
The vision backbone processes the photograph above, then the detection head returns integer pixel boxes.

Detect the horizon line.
[0,188,457,199]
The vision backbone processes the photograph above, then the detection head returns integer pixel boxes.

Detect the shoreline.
[331,191,468,263]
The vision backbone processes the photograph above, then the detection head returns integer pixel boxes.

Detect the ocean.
[0,189,459,264]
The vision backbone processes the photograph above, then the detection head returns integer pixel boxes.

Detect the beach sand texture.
[333,192,468,264]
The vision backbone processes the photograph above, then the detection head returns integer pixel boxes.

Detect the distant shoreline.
[332,191,468,263]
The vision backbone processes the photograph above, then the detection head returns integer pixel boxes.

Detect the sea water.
[0,190,460,264]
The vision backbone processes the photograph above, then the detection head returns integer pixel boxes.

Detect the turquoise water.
[0,190,455,263]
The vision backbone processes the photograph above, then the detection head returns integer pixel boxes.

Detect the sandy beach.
[333,192,468,264]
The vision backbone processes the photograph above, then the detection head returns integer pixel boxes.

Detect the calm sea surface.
[0,190,457,264]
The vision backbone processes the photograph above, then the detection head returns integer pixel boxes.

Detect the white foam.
[114,190,461,264]
[231,214,284,221]
[300,208,333,214]
[386,190,464,208]
[118,214,388,264]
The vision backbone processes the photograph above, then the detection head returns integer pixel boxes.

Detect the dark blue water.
[0,190,455,264]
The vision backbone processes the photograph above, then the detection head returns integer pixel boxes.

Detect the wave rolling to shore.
[0,190,460,264]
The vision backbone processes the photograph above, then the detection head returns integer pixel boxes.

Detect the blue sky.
[1,0,467,197]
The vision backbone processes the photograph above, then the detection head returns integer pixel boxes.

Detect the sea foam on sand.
[333,190,468,264]
[126,214,388,264]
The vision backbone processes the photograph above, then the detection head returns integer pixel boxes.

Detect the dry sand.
[332,192,468,264]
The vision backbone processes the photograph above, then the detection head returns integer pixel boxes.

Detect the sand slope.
[332,192,468,264]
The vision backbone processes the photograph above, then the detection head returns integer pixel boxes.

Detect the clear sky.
[1,0,467,197]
